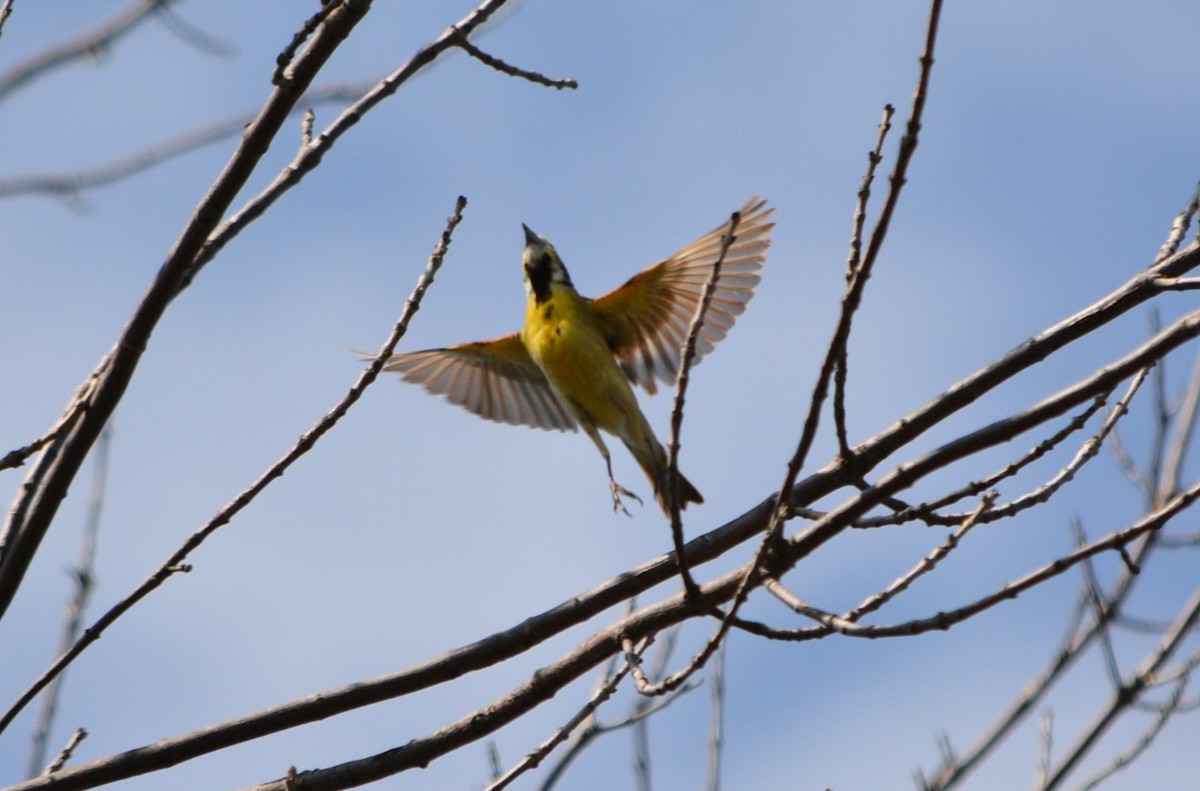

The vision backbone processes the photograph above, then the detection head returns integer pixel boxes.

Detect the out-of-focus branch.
[24,425,111,779]
[1041,585,1200,789]
[484,641,643,791]
[0,83,372,202]
[0,0,170,102]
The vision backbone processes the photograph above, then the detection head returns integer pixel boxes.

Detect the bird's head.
[522,224,573,302]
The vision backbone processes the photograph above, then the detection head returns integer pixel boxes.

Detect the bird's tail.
[628,435,704,516]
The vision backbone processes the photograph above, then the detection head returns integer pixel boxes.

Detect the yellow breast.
[521,284,642,433]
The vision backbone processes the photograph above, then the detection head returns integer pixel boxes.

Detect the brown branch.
[273,3,340,85]
[0,196,467,741]
[7,228,1200,791]
[0,0,373,624]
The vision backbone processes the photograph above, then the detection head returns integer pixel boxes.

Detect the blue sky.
[2,2,1198,789]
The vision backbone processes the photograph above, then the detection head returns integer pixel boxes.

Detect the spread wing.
[591,196,774,395]
[376,333,577,432]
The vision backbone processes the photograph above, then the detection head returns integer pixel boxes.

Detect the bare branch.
[1073,670,1189,791]
[836,104,895,456]
[454,32,577,90]
[1072,519,1123,690]
[0,197,467,740]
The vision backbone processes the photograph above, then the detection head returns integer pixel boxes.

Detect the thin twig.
[1073,668,1190,791]
[857,387,1116,528]
[1,434,56,472]
[667,210,742,597]
[782,0,944,527]
[535,634,694,791]
[453,32,577,90]
[1155,180,1200,264]
[835,104,895,457]
[179,0,512,292]
[41,728,87,776]
[744,482,1200,644]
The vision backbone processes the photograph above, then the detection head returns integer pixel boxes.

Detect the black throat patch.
[527,251,569,303]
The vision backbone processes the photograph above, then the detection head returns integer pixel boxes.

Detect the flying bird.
[378,197,774,515]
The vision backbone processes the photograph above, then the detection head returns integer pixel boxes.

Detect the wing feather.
[592,197,774,395]
[377,333,577,432]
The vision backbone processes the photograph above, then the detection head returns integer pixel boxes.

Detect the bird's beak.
[522,223,540,247]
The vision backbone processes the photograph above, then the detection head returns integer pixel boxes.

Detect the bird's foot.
[609,478,643,517]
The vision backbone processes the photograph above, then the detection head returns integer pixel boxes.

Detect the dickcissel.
[379,197,774,515]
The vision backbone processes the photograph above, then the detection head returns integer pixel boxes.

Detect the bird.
[377,197,774,516]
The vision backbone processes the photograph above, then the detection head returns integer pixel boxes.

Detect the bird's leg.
[605,454,642,516]
[582,423,642,515]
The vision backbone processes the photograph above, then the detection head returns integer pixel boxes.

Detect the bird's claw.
[609,479,642,517]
